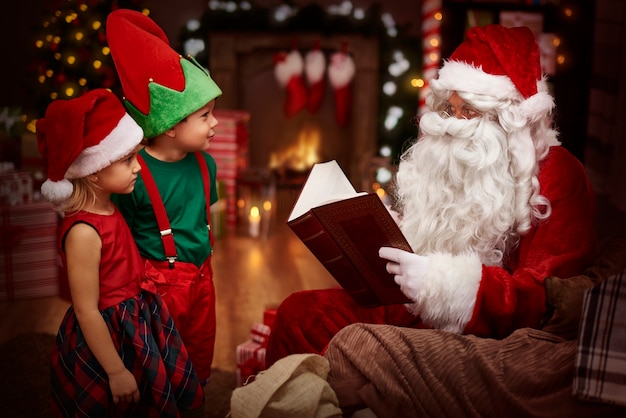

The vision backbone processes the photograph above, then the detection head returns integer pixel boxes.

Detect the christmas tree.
[23,0,147,133]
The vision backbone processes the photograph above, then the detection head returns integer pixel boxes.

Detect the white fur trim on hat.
[41,113,143,203]
[65,113,143,179]
[431,60,522,101]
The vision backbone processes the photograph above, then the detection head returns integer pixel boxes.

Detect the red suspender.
[136,153,177,268]
[194,151,214,247]
[136,151,213,269]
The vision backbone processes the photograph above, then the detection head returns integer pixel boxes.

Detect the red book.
[287,160,413,307]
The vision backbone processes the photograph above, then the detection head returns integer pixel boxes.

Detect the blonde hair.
[54,177,98,215]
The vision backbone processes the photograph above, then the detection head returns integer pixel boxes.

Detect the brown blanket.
[325,238,626,417]
[325,324,624,417]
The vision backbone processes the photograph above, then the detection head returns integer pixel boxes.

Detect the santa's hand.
[379,247,429,300]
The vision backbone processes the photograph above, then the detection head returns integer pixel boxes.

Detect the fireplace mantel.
[208,33,379,188]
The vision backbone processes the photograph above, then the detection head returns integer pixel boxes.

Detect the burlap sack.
[229,353,342,418]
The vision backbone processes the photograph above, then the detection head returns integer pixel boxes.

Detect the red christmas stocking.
[304,42,326,114]
[328,50,355,127]
[274,50,307,118]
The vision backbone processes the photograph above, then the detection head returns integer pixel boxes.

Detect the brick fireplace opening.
[209,33,380,186]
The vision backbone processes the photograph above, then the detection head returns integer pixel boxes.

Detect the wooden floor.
[0,221,336,373]
[1,193,625,374]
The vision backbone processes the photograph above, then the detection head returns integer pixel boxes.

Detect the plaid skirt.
[51,291,204,417]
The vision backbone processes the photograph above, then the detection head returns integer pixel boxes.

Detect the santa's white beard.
[395,112,519,266]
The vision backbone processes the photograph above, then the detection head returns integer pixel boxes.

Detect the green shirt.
[112,149,218,267]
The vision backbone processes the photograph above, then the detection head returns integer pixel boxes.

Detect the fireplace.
[209,33,380,186]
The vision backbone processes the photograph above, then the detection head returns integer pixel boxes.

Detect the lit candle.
[248,206,261,237]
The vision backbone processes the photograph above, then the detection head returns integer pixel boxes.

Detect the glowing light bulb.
[411,78,424,88]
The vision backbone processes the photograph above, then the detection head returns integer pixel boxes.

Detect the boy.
[106,9,222,383]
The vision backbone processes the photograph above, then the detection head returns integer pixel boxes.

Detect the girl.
[37,89,205,417]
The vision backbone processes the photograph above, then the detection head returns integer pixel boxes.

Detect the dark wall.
[441,0,595,162]
[0,0,419,108]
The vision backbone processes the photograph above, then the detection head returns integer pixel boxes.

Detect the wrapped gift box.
[0,201,59,300]
[211,110,249,231]
[263,308,277,329]
[235,338,267,387]
[236,309,275,386]
[0,169,33,206]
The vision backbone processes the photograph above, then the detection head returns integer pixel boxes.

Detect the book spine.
[288,213,380,307]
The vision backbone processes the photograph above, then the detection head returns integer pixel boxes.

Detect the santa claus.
[265,24,598,365]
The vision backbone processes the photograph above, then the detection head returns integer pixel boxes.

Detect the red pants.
[147,257,215,382]
[265,288,423,368]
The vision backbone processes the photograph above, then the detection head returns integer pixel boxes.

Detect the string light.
[411,78,424,88]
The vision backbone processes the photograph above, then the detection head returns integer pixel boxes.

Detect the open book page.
[288,160,361,221]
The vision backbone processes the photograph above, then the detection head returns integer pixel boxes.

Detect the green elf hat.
[106,9,222,139]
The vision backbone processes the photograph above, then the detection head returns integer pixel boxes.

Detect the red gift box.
[235,308,277,386]
[211,110,249,231]
[249,322,271,345]
[263,308,277,329]
[235,338,267,387]
[1,201,59,300]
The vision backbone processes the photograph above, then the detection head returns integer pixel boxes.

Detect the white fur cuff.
[407,252,482,333]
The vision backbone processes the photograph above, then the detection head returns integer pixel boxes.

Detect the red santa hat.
[36,89,143,203]
[430,24,553,120]
[106,9,222,138]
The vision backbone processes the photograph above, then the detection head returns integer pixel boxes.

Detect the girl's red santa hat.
[430,24,553,121]
[36,89,144,203]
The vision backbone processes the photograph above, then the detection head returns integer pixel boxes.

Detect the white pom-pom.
[520,91,554,123]
[41,178,73,203]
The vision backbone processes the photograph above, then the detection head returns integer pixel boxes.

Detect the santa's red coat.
[266,145,598,366]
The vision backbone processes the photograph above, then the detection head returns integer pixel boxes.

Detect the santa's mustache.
[418,111,506,159]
